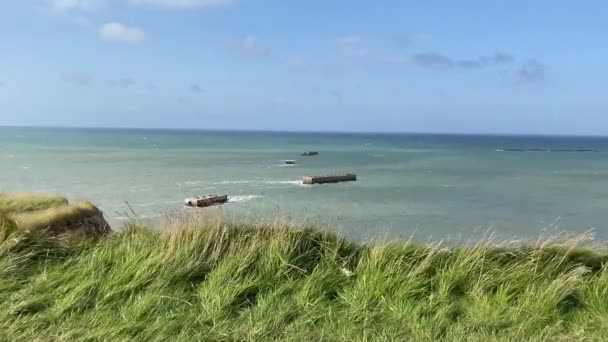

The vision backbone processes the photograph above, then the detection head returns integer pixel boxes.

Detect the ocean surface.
[2,127,608,240]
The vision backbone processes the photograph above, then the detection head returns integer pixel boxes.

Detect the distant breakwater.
[499,148,598,153]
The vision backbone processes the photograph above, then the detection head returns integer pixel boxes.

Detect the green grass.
[0,192,68,214]
[12,201,99,230]
[0,192,109,240]
[2,211,608,341]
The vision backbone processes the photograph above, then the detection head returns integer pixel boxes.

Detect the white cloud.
[282,57,306,67]
[62,72,92,86]
[99,22,146,45]
[336,35,364,47]
[108,78,135,87]
[129,0,235,9]
[336,35,401,61]
[514,59,546,85]
[48,0,104,12]
[190,84,204,93]
[230,36,271,58]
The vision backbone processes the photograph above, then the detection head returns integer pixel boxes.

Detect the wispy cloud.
[230,36,271,58]
[336,35,364,47]
[99,22,146,45]
[109,78,135,87]
[282,57,306,67]
[177,96,193,105]
[336,35,407,62]
[129,0,235,9]
[337,35,516,71]
[335,36,545,84]
[47,0,104,12]
[514,59,546,85]
[336,35,373,57]
[331,90,344,104]
[412,51,515,69]
[411,52,453,67]
[62,72,92,86]
[190,84,204,93]
[394,33,433,46]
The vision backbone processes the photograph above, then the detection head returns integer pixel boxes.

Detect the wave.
[139,213,163,219]
[228,195,264,203]
[214,180,301,186]
[128,187,153,193]
[136,200,181,207]
[263,180,302,185]
[176,180,208,187]
[269,164,295,168]
[114,213,162,220]
[215,180,255,185]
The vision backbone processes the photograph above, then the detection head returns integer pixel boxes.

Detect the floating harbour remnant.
[302,174,357,185]
[501,148,597,153]
[184,195,228,208]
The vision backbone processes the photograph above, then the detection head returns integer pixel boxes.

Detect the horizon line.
[1,124,608,139]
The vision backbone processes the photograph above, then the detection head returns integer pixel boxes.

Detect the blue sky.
[0,1,607,134]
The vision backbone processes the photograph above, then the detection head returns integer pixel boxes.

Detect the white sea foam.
[229,195,264,203]
[139,213,162,219]
[215,180,301,186]
[263,180,302,185]
[137,200,181,207]
[270,164,295,168]
[215,180,255,185]
[176,180,215,187]
[128,187,152,193]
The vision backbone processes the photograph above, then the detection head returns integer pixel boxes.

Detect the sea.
[2,126,608,241]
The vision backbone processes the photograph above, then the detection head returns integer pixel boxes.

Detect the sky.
[0,1,607,134]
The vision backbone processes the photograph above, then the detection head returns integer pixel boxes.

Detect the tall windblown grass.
[0,192,68,214]
[1,212,608,341]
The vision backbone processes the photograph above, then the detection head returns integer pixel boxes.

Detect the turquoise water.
[2,127,608,240]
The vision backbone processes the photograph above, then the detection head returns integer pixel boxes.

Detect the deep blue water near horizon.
[2,126,608,241]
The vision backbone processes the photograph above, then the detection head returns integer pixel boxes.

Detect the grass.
[2,208,608,341]
[0,192,68,214]
[12,201,98,229]
[0,192,110,241]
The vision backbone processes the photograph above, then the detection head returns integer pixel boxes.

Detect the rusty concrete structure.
[184,195,229,208]
[302,174,357,185]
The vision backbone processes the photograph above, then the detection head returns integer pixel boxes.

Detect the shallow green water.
[2,127,608,240]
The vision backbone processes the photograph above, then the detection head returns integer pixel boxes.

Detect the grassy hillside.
[0,192,68,214]
[0,192,110,240]
[2,194,608,340]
